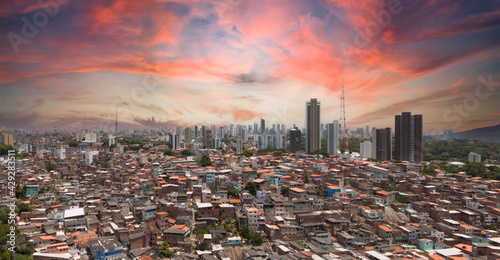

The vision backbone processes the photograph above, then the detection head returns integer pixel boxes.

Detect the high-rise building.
[169,134,180,150]
[468,152,481,162]
[107,134,115,146]
[274,133,285,149]
[327,121,339,156]
[395,112,423,162]
[202,128,212,148]
[241,128,248,141]
[360,140,372,159]
[194,125,198,138]
[371,128,391,161]
[289,128,301,153]
[260,118,266,134]
[184,127,192,145]
[257,134,268,150]
[305,98,321,154]
[236,138,242,153]
[0,133,14,146]
[84,132,97,143]
[56,148,66,160]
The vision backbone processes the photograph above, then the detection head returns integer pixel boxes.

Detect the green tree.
[198,243,207,251]
[239,226,250,238]
[280,187,289,196]
[68,140,79,147]
[227,189,240,198]
[17,203,31,214]
[0,144,15,155]
[242,150,256,157]
[396,194,410,204]
[199,155,213,167]
[163,149,174,156]
[303,173,310,183]
[46,164,57,171]
[158,241,175,258]
[181,149,194,157]
[147,157,152,162]
[245,182,257,196]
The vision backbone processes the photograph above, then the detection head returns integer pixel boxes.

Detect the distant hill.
[453,124,500,142]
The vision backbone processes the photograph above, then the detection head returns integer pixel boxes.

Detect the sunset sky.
[1,0,499,133]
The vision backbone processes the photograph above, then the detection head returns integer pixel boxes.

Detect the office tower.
[371,128,391,161]
[211,138,220,149]
[327,121,339,156]
[107,134,115,146]
[360,140,372,159]
[218,126,224,138]
[253,123,258,134]
[84,132,97,143]
[169,134,180,150]
[236,138,242,153]
[289,128,301,153]
[257,134,268,150]
[202,128,212,148]
[242,128,248,141]
[194,125,198,138]
[306,98,321,154]
[274,133,285,149]
[56,148,66,160]
[468,152,481,162]
[395,112,423,162]
[365,125,369,138]
[260,118,266,134]
[85,151,99,166]
[0,133,14,146]
[184,127,192,145]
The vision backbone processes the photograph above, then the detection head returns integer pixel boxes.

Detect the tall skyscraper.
[371,127,391,161]
[395,112,423,162]
[202,128,212,148]
[360,140,372,159]
[273,133,285,149]
[0,133,14,146]
[289,127,301,153]
[236,138,242,153]
[260,118,266,134]
[184,127,192,145]
[306,98,321,154]
[327,121,339,156]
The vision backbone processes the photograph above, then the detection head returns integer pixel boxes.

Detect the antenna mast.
[339,70,349,153]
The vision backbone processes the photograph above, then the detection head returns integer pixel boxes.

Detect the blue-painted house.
[326,185,342,198]
[88,237,124,260]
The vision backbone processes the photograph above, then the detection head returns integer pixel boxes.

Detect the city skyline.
[1,1,499,133]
